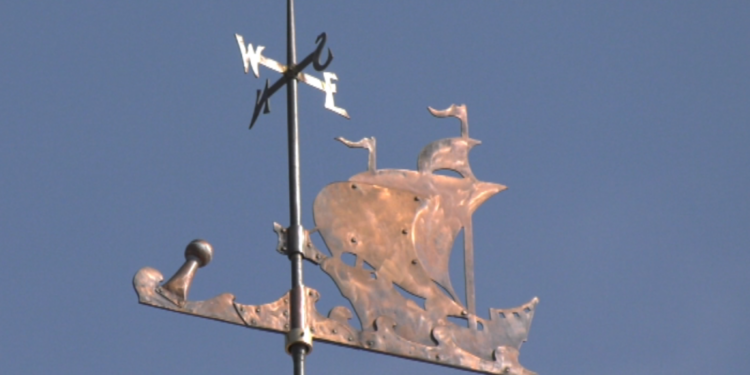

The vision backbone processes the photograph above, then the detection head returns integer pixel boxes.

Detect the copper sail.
[134,104,539,375]
[314,105,538,369]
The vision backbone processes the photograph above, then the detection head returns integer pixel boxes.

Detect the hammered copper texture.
[133,104,539,375]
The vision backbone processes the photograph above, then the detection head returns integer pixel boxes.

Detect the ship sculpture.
[133,105,538,375]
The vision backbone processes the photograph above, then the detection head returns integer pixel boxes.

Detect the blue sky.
[1,1,748,374]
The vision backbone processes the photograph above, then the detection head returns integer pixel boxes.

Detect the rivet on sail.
[313,104,539,374]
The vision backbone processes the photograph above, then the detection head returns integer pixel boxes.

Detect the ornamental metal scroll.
[133,105,539,375]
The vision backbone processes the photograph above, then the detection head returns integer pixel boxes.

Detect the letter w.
[235,34,265,78]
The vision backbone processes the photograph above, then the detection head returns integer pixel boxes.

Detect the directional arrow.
[236,33,350,128]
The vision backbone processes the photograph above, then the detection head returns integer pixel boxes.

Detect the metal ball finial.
[185,239,213,267]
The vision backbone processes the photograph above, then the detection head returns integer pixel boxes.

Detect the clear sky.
[1,1,748,374]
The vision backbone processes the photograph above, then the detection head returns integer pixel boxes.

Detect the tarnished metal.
[335,137,377,172]
[134,240,537,375]
[313,105,538,374]
[134,0,541,372]
[282,1,309,373]
[156,240,213,307]
[426,104,478,328]
[273,223,328,264]
[134,105,538,374]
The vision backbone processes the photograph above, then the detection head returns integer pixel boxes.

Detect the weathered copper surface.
[273,222,328,264]
[307,105,537,374]
[134,266,537,375]
[157,240,213,307]
[133,105,538,374]
[335,137,377,172]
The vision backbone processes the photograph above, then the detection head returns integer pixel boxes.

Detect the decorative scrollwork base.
[134,264,536,375]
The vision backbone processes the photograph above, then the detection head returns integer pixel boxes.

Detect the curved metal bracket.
[273,222,328,264]
[312,33,334,71]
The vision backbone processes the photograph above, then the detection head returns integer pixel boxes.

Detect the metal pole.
[464,218,477,330]
[285,1,307,375]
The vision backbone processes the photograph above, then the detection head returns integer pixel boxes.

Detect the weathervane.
[235,31,349,128]
[133,1,539,375]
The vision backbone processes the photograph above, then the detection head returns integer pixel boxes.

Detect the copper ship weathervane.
[132,2,539,374]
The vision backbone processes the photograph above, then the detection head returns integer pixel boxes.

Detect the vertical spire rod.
[286,0,300,226]
[286,1,307,375]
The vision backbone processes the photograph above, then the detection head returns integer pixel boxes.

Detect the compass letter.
[235,34,265,78]
[323,72,348,118]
